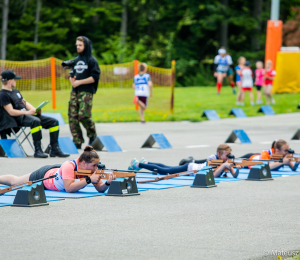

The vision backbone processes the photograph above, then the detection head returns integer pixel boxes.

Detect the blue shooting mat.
[270,167,300,176]
[2,185,107,199]
[137,178,194,186]
[0,196,64,207]
[137,183,186,190]
[136,173,196,180]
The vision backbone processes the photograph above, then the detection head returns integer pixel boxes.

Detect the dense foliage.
[1,0,300,86]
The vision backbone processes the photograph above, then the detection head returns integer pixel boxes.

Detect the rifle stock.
[74,169,136,179]
[270,153,300,162]
[207,159,264,172]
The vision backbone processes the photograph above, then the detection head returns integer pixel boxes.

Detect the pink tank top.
[255,69,264,86]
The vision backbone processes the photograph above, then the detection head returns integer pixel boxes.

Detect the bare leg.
[249,91,254,103]
[267,85,274,103]
[236,82,242,102]
[0,173,31,186]
[264,87,270,104]
[138,100,146,122]
[256,90,262,102]
[240,91,245,104]
[217,73,225,84]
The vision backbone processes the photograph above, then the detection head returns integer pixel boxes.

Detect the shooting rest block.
[106,177,140,196]
[191,167,217,188]
[12,182,48,207]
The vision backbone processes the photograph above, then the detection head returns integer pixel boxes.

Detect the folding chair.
[0,127,34,157]
[10,127,34,157]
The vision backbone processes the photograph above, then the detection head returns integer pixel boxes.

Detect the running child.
[132,63,153,123]
[263,60,276,104]
[0,146,116,193]
[254,61,264,104]
[129,144,240,178]
[213,48,234,95]
[235,56,246,105]
[240,61,254,106]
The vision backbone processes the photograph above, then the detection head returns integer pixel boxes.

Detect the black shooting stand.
[12,182,48,207]
[106,177,140,196]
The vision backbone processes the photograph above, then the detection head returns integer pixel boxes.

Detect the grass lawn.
[21,86,300,123]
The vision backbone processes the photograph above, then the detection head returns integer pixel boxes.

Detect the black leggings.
[139,162,188,175]
[239,153,259,159]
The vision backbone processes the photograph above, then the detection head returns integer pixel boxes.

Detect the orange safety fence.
[0,58,175,118]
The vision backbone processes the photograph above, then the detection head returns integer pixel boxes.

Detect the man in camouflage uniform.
[65,36,100,149]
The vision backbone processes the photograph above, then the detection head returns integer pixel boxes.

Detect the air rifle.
[207,158,264,172]
[270,149,300,162]
[74,169,136,179]
[137,170,197,183]
[0,175,56,195]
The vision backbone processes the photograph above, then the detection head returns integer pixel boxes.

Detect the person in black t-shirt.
[62,36,100,149]
[0,70,69,158]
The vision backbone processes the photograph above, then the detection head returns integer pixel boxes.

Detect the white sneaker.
[128,158,140,171]
[236,102,240,105]
[271,98,275,104]
[140,157,148,164]
[240,102,245,106]
[256,100,263,104]
[250,102,255,106]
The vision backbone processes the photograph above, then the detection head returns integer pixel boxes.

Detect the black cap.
[245,61,251,67]
[1,70,21,81]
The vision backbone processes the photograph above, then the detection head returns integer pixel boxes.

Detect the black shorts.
[138,96,148,107]
[255,85,262,91]
[29,164,61,189]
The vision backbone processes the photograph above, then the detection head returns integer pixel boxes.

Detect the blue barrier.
[291,129,300,140]
[0,139,26,158]
[257,105,275,116]
[42,113,65,126]
[58,137,79,154]
[92,135,122,152]
[229,108,247,118]
[225,129,252,144]
[141,133,172,149]
[201,110,220,120]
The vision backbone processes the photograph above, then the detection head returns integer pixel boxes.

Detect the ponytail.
[271,139,287,150]
[79,145,99,163]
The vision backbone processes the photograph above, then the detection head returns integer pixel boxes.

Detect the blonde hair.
[238,56,245,63]
[256,61,263,68]
[217,144,232,155]
[139,63,147,72]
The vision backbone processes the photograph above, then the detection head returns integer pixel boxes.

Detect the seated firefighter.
[0,70,69,158]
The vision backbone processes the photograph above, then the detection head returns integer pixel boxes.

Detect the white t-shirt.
[187,162,207,172]
[207,154,218,161]
[134,73,151,97]
[214,55,233,72]
[241,68,253,87]
[187,154,218,171]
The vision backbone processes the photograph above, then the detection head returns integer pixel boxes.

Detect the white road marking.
[260,141,273,144]
[185,145,210,148]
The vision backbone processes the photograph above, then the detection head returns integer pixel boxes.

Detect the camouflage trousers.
[68,91,96,145]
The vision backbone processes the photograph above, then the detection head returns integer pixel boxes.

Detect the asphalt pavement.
[1,112,299,260]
